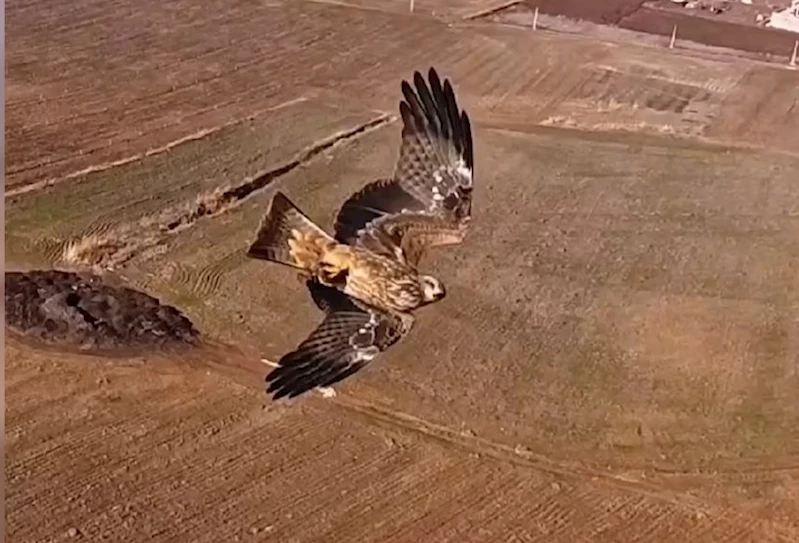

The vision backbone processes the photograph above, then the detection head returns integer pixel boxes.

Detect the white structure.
[767,0,799,33]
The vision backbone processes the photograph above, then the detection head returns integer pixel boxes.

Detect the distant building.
[767,0,799,33]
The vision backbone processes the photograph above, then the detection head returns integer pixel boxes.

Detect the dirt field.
[622,5,799,57]
[522,0,648,24]
[6,0,799,541]
[520,0,799,58]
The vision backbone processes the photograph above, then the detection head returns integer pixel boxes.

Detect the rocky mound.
[5,270,199,352]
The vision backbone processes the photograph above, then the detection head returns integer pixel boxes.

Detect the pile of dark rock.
[5,270,199,352]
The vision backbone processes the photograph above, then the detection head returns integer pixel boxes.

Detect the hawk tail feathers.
[247,192,334,270]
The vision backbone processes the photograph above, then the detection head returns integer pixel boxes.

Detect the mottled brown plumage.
[248,67,474,400]
[334,67,474,268]
[265,279,414,400]
[247,192,445,313]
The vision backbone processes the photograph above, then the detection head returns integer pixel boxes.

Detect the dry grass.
[60,234,128,269]
[58,185,238,271]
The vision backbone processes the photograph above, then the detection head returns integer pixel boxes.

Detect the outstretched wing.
[333,67,474,266]
[395,66,473,219]
[265,280,413,400]
[334,179,457,266]
[345,207,469,268]
[333,178,424,246]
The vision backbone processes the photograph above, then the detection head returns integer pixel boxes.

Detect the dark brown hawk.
[248,67,474,400]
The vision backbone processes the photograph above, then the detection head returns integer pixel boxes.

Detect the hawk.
[247,67,474,399]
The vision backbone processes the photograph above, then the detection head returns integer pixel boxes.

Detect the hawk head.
[419,275,446,303]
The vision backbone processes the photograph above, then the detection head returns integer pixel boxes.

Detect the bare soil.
[6,1,799,542]
[525,0,648,24]
[520,0,799,58]
[621,5,799,57]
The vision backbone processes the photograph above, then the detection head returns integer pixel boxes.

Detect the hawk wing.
[394,66,474,218]
[265,280,413,400]
[334,67,474,267]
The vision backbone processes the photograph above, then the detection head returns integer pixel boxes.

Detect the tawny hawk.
[247,67,474,399]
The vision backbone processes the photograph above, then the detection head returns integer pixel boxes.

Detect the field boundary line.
[5,97,310,199]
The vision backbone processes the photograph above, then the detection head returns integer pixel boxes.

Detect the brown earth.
[523,0,648,24]
[521,0,799,59]
[621,5,799,58]
[6,0,799,542]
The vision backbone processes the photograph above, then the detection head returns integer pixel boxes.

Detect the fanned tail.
[247,192,334,272]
